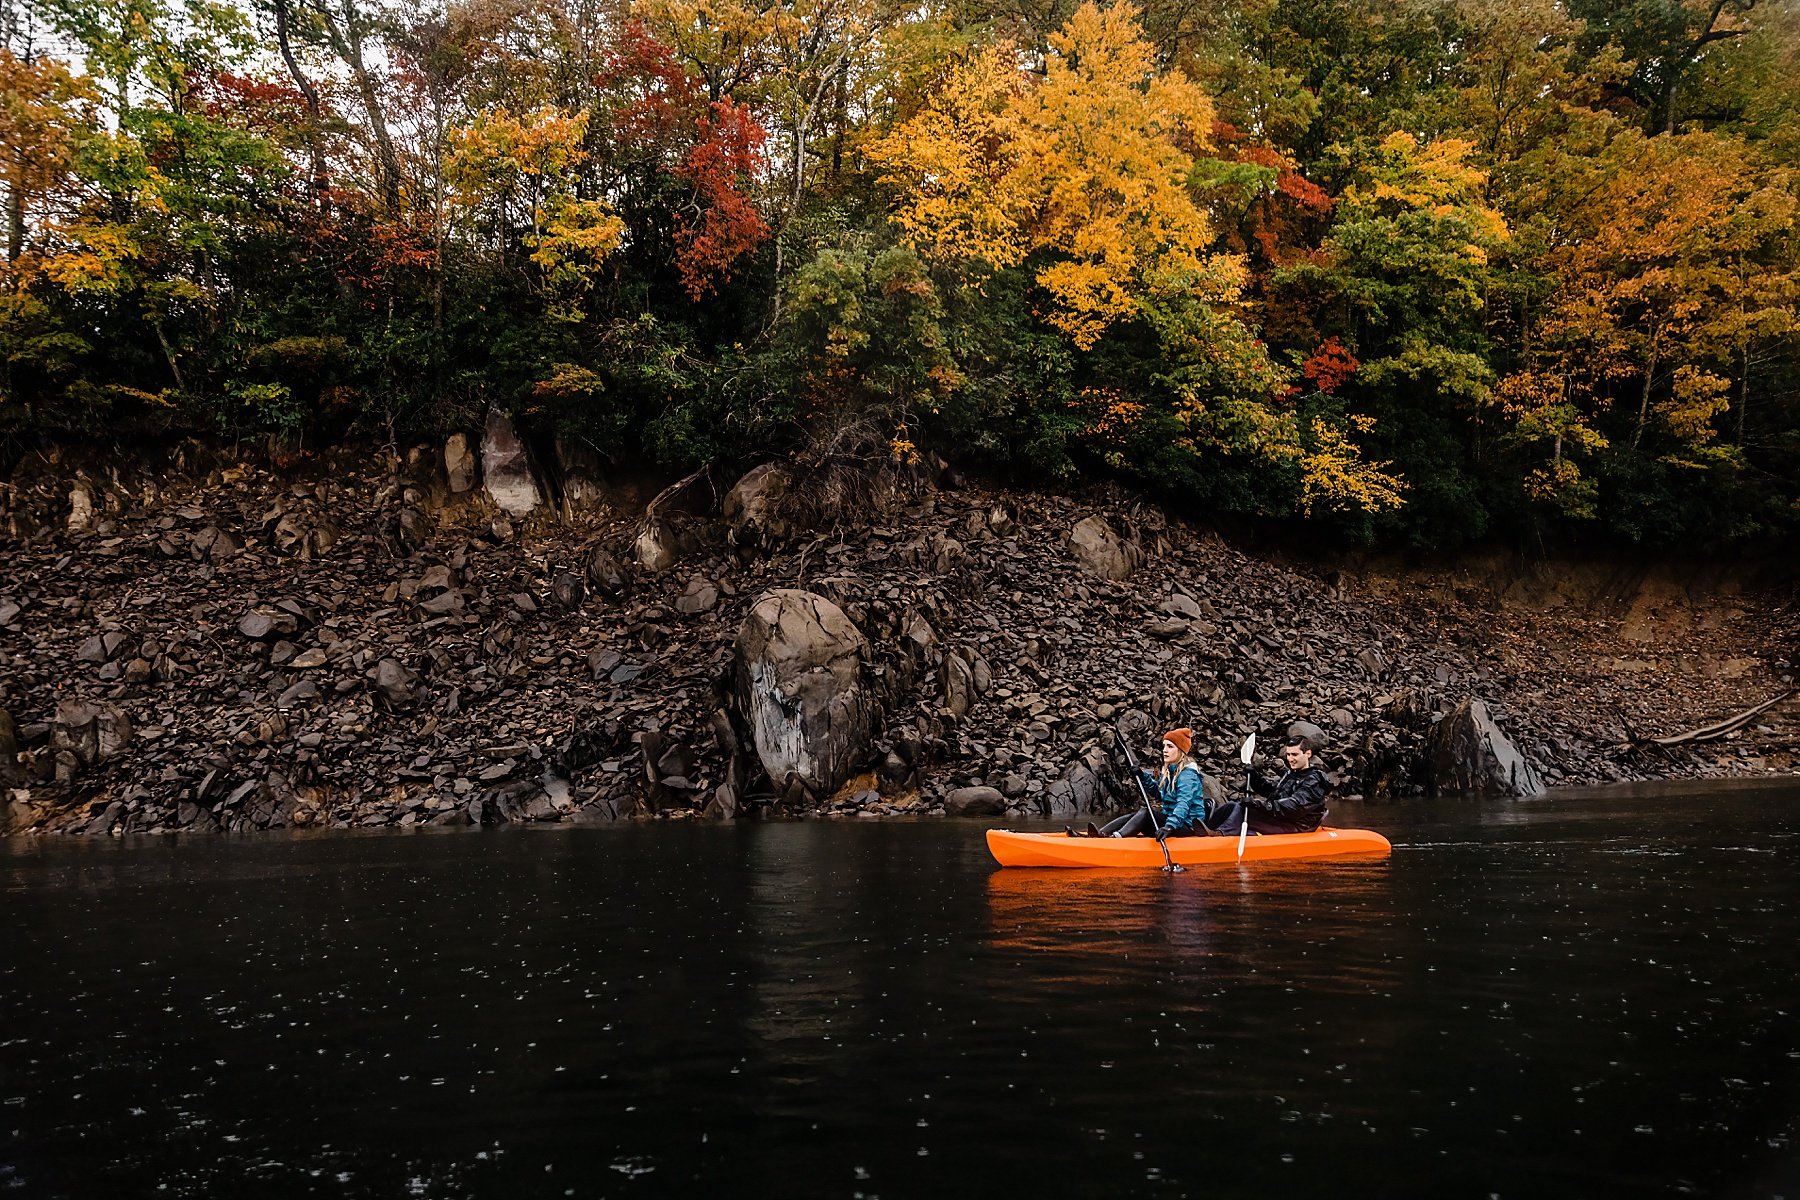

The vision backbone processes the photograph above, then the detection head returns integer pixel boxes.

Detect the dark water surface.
[4,782,1799,1199]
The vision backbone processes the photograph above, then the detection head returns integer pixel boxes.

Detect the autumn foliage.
[2,0,1799,547]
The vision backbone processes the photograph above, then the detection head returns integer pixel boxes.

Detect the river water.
[3,781,1798,1199]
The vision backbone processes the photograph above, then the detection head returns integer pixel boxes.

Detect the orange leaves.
[0,50,101,276]
[672,99,768,300]
[1528,129,1798,458]
[1300,337,1357,394]
[869,2,1242,350]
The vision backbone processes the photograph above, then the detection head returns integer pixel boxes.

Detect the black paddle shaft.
[1112,728,1181,871]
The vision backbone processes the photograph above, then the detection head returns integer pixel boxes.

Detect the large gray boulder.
[945,786,1005,817]
[735,589,875,799]
[480,409,542,516]
[1428,698,1546,798]
[724,463,794,545]
[1068,515,1143,581]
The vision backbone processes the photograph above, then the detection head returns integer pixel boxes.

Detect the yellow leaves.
[1523,459,1598,520]
[1342,131,1509,245]
[869,44,1030,271]
[1298,418,1406,516]
[38,221,140,295]
[447,106,592,200]
[529,196,626,283]
[448,106,621,301]
[1659,365,1730,449]
[533,362,608,401]
[870,1,1242,350]
[890,425,920,465]
[1073,385,1146,443]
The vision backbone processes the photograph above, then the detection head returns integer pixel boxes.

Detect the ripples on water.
[2,781,1798,1198]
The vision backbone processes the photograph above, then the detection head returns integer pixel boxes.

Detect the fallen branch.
[1645,689,1795,747]
[643,465,710,522]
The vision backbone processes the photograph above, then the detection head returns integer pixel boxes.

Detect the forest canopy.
[2,0,1798,548]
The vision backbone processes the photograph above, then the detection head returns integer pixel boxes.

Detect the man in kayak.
[1090,728,1207,837]
[1203,731,1330,836]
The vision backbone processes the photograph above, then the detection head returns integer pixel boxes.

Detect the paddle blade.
[1239,733,1256,764]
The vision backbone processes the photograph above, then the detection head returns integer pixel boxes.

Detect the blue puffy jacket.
[1138,762,1207,834]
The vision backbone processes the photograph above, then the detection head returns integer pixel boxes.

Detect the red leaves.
[673,100,767,299]
[596,24,768,299]
[200,72,310,130]
[1301,337,1358,394]
[597,21,703,154]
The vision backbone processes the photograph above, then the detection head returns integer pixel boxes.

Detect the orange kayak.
[985,826,1392,868]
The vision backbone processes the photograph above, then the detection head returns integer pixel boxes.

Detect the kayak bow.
[986,827,1391,868]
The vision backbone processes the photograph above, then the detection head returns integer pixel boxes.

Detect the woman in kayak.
[1093,728,1207,837]
[1204,732,1330,835]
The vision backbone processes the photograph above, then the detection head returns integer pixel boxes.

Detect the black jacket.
[1246,764,1331,831]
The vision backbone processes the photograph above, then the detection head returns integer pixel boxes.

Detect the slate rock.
[675,577,719,615]
[553,572,585,610]
[723,463,794,545]
[1427,698,1546,798]
[944,785,1006,816]
[370,657,420,708]
[588,549,628,595]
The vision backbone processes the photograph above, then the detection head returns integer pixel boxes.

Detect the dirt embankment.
[2,441,1795,836]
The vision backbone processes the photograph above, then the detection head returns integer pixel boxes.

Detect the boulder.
[945,786,1006,816]
[67,477,96,533]
[51,700,131,778]
[444,433,478,493]
[480,408,542,517]
[587,548,629,595]
[724,463,794,545]
[941,651,975,720]
[1068,515,1142,581]
[552,572,585,610]
[0,707,20,785]
[1286,720,1327,752]
[734,589,876,799]
[370,657,420,708]
[555,436,607,510]
[634,518,684,573]
[1427,698,1546,798]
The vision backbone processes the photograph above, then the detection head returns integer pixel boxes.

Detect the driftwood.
[1640,689,1795,747]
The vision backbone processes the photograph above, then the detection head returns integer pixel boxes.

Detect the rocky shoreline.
[3,427,1797,837]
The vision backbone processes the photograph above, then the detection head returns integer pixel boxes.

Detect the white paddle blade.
[1239,733,1256,764]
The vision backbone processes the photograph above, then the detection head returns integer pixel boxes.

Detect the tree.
[870,1,1241,349]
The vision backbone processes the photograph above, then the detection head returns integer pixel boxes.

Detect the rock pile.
[1,439,1795,836]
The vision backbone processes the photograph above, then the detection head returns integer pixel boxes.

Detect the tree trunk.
[1631,326,1661,450]
[151,317,187,398]
[272,0,329,207]
[5,179,22,262]
[313,0,402,213]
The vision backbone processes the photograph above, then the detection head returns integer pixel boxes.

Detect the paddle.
[1236,732,1257,861]
[1112,727,1183,874]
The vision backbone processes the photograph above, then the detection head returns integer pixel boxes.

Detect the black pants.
[1101,809,1201,837]
[1202,801,1314,836]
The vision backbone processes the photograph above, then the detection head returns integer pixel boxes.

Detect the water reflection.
[1,785,1797,1199]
